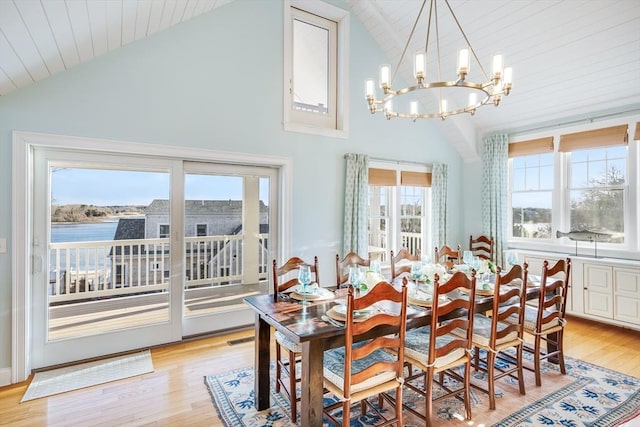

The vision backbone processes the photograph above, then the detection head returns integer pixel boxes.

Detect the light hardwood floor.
[1,316,638,426]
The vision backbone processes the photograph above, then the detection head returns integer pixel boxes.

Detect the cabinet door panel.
[584,264,613,319]
[614,268,640,324]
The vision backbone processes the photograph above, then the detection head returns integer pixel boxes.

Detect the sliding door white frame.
[11,130,292,383]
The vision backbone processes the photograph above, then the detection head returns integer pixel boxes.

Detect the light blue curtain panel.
[482,133,509,267]
[343,153,369,256]
[431,163,448,251]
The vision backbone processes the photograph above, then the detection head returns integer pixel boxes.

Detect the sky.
[51,168,269,206]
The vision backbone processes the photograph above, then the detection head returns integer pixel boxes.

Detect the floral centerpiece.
[477,259,497,275]
[420,263,447,284]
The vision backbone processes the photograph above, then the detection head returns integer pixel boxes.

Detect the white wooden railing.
[368,231,423,263]
[49,234,269,303]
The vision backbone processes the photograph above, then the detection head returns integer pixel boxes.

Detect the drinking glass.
[463,250,474,265]
[411,261,423,284]
[506,251,519,267]
[298,265,312,294]
[370,260,381,275]
[348,266,362,290]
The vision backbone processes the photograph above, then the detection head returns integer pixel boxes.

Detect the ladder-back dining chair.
[272,256,319,421]
[469,234,494,261]
[322,280,408,426]
[402,271,477,426]
[458,263,528,409]
[390,248,420,280]
[507,258,571,386]
[434,244,461,270]
[335,252,370,287]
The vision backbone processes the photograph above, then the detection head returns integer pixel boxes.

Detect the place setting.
[286,265,335,302]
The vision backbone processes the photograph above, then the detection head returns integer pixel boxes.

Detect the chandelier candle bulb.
[410,101,418,116]
[365,79,375,99]
[440,99,448,115]
[468,92,478,107]
[503,67,513,94]
[457,48,470,77]
[492,54,504,80]
[379,65,390,89]
[414,51,426,81]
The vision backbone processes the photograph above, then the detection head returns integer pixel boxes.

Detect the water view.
[51,221,119,243]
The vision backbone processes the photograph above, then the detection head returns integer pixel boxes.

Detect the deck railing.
[49,234,269,303]
[368,231,422,263]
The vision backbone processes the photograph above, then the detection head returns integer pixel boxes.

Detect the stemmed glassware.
[348,266,363,291]
[506,251,519,267]
[463,250,474,266]
[411,261,423,284]
[298,264,312,295]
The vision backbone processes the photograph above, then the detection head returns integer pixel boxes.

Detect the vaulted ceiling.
[1,0,639,159]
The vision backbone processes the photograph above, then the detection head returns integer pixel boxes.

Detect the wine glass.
[507,251,519,267]
[370,260,381,275]
[463,250,474,265]
[298,265,312,294]
[348,266,362,290]
[411,261,423,284]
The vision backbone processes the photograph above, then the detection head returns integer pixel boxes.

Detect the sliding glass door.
[31,151,278,368]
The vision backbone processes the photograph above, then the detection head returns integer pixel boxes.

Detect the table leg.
[300,339,324,427]
[254,314,271,411]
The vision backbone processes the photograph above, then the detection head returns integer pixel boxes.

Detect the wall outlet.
[0,238,6,253]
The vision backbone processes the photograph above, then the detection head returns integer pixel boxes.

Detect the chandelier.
[365,0,513,120]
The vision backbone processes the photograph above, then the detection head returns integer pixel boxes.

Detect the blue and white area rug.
[205,354,640,426]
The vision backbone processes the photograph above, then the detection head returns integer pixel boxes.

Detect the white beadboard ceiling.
[1,0,639,156]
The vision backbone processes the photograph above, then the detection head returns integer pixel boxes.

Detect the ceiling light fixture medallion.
[365,0,513,121]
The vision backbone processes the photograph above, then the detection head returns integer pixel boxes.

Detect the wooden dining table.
[243,277,542,426]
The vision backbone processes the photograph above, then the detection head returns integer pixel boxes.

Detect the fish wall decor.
[556,230,612,242]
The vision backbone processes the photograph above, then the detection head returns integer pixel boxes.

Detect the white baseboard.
[0,367,12,386]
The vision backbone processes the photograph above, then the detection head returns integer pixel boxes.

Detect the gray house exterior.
[112,200,269,288]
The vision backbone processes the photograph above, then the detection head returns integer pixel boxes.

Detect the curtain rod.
[344,154,432,167]
[508,108,640,138]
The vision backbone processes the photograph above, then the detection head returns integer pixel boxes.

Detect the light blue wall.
[0,0,464,370]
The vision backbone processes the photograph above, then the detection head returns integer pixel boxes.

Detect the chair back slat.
[434,244,461,269]
[469,235,494,261]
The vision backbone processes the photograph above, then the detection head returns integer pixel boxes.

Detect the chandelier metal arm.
[392,0,429,86]
[443,0,490,81]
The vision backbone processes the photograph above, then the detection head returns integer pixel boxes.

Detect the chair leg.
[395,385,403,427]
[557,330,566,375]
[463,361,472,420]
[275,344,282,393]
[343,400,351,426]
[474,346,480,372]
[516,344,526,395]
[534,335,542,386]
[288,350,297,422]
[487,350,497,410]
[425,369,434,427]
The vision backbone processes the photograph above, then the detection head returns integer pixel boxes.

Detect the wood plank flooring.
[0,316,638,426]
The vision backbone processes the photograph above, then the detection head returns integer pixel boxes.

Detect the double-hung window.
[284,0,349,137]
[368,164,431,263]
[508,137,555,240]
[559,125,628,244]
[508,123,635,253]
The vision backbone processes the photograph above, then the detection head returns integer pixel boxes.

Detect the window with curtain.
[560,125,628,244]
[509,137,554,240]
[368,165,431,263]
[508,124,632,248]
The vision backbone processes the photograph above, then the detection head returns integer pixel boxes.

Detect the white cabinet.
[583,263,640,325]
[516,250,640,330]
[614,268,640,324]
[583,264,614,318]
